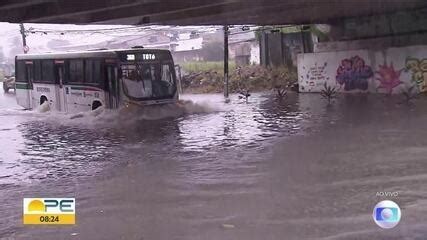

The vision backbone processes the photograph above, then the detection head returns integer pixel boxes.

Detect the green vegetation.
[181,61,236,74]
[320,82,339,104]
[181,64,297,94]
[401,85,419,104]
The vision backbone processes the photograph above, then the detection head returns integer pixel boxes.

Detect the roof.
[16,48,171,60]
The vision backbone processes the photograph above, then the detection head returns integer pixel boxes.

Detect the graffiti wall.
[298,45,427,94]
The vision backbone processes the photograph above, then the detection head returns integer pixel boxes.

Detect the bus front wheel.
[92,101,102,110]
[40,96,48,105]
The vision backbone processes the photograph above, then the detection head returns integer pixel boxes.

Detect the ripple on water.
[3,93,313,188]
[15,121,123,183]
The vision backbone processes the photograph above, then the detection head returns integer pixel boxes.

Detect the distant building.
[46,27,260,65]
[171,33,204,63]
[228,30,259,65]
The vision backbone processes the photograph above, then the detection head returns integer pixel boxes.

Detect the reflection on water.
[177,94,307,151]
[1,92,427,240]
[16,122,123,181]
[0,93,311,185]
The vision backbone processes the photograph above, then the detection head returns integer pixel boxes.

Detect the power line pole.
[223,25,229,99]
[19,23,29,54]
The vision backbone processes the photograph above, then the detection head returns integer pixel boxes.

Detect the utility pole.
[19,23,28,54]
[223,25,229,99]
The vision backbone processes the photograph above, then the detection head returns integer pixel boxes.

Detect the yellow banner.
[23,214,75,225]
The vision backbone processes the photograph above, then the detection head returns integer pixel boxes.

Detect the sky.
[0,22,225,60]
[0,22,258,67]
[0,22,133,58]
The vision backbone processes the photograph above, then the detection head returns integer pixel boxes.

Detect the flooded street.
[1,91,427,240]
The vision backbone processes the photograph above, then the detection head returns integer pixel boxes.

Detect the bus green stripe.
[70,86,100,91]
[15,83,32,89]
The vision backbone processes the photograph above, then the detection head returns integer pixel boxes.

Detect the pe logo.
[23,198,75,225]
[373,200,401,229]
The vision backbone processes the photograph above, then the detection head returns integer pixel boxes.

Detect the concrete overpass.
[0,0,426,25]
[2,0,426,98]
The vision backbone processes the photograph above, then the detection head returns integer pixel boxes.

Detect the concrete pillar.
[260,31,269,66]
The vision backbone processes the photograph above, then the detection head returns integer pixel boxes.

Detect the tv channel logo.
[23,198,75,225]
[373,200,401,229]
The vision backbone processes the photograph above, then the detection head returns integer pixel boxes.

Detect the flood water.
[1,90,427,240]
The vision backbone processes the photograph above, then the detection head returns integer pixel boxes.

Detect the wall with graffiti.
[297,45,427,94]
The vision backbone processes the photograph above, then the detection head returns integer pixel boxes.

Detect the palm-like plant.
[274,85,287,100]
[238,89,251,102]
[401,85,418,104]
[320,82,338,104]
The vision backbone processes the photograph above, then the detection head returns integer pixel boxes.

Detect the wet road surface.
[1,91,427,240]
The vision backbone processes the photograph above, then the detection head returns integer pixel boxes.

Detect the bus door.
[105,64,119,108]
[54,60,67,111]
[24,61,34,109]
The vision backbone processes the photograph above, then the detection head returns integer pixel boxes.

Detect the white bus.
[15,48,178,113]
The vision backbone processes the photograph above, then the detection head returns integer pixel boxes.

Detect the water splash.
[34,101,50,113]
[32,99,221,128]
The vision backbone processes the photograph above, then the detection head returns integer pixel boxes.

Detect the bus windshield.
[121,62,176,100]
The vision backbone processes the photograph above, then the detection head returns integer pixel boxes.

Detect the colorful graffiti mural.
[405,58,427,92]
[298,46,427,94]
[375,63,403,94]
[336,56,373,91]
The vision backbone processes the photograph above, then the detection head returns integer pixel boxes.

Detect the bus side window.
[16,61,26,82]
[85,59,101,85]
[94,60,101,85]
[34,60,42,82]
[85,59,94,84]
[68,59,84,83]
[41,60,55,83]
[25,62,34,86]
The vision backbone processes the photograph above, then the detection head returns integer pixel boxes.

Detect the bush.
[181,61,236,74]
[181,64,298,94]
